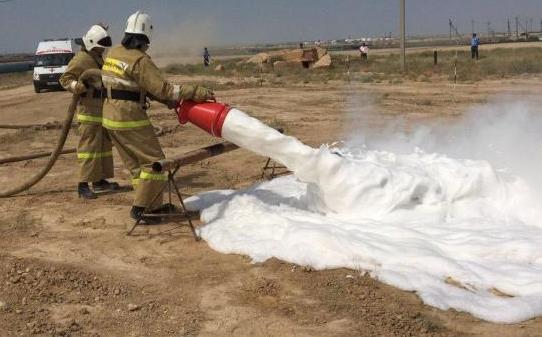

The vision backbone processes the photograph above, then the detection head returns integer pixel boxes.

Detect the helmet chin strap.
[91,47,106,56]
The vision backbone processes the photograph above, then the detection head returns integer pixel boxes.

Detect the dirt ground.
[1,70,542,337]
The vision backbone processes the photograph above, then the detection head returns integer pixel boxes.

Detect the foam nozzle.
[176,100,232,138]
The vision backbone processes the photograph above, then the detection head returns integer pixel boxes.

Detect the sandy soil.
[1,72,542,337]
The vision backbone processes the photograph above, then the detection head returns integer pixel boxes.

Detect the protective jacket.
[59,48,114,183]
[101,44,183,208]
[101,45,183,130]
[101,44,212,208]
[59,49,104,125]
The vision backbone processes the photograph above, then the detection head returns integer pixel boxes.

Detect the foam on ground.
[185,108,542,323]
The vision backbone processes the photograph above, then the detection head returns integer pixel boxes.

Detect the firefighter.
[60,24,119,199]
[101,11,214,223]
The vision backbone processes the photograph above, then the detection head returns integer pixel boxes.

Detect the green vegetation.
[337,47,542,82]
[164,46,542,85]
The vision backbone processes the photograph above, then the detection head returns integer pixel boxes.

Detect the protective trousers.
[108,126,166,209]
[77,124,114,182]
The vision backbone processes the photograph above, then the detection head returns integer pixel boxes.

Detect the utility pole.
[471,20,475,35]
[449,19,461,39]
[507,19,511,37]
[486,21,491,38]
[400,0,406,73]
[516,17,519,38]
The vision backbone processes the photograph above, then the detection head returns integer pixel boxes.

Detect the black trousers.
[471,46,479,60]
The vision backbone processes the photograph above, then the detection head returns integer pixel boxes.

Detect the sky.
[0,0,541,53]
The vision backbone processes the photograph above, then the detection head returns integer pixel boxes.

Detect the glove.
[71,80,87,95]
[166,100,178,110]
[82,77,102,90]
[193,86,215,103]
[179,85,215,103]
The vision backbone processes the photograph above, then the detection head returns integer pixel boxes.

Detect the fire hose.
[0,69,101,198]
[0,126,175,166]
[0,148,77,165]
[0,83,279,197]
[0,121,75,130]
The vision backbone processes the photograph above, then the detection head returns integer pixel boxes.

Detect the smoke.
[343,94,542,198]
[150,18,221,66]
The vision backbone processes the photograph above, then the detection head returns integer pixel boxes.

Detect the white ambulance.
[32,39,77,93]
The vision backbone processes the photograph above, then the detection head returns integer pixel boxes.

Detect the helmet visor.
[97,36,112,47]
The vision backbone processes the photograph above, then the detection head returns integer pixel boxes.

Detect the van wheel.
[34,85,40,93]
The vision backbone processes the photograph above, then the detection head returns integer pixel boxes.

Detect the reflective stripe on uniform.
[101,75,139,90]
[69,81,77,92]
[77,151,113,159]
[103,58,129,76]
[139,171,167,181]
[173,85,180,100]
[77,114,103,123]
[102,118,151,129]
[132,178,140,186]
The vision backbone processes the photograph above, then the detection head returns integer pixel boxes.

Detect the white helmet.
[82,25,112,51]
[125,11,153,42]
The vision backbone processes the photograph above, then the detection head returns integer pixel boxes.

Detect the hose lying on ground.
[0,125,177,165]
[0,148,76,165]
[0,122,77,130]
[0,69,101,198]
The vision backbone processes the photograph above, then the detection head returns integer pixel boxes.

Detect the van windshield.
[35,53,74,67]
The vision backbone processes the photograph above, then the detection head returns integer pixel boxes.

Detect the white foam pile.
[185,107,542,323]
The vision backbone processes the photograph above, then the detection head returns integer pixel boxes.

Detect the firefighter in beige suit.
[60,24,119,199]
[102,11,214,223]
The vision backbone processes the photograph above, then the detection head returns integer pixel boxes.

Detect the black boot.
[130,206,162,225]
[92,179,120,192]
[150,203,179,214]
[78,182,97,199]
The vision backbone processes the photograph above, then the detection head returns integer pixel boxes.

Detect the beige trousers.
[77,123,114,183]
[107,126,166,209]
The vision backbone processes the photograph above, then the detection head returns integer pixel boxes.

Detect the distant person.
[299,42,304,49]
[359,42,369,63]
[315,40,321,47]
[471,33,480,60]
[203,47,211,67]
